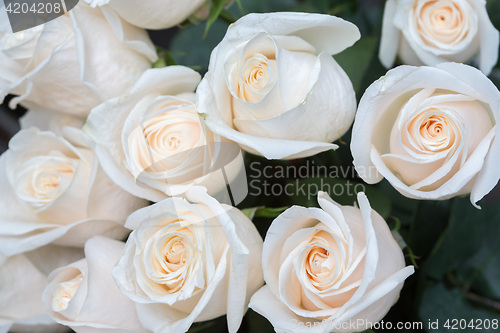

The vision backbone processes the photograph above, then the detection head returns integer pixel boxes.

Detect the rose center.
[414,0,476,48]
[51,273,83,312]
[407,109,460,153]
[243,54,270,91]
[165,133,182,150]
[165,238,187,267]
[306,246,334,280]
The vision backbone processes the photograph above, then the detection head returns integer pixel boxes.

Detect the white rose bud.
[0,128,147,256]
[196,12,360,159]
[85,66,245,203]
[249,192,414,333]
[0,246,83,333]
[379,0,499,75]
[84,0,206,30]
[0,2,157,118]
[351,63,500,206]
[42,236,148,333]
[112,187,264,333]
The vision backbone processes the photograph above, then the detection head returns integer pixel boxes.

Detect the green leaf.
[423,197,500,300]
[170,19,228,74]
[419,283,500,333]
[152,47,183,68]
[287,177,392,218]
[334,36,379,94]
[241,206,289,220]
[204,0,228,38]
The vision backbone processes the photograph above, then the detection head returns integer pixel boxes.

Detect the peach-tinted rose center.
[128,104,204,177]
[51,273,84,312]
[147,225,198,294]
[164,237,187,271]
[236,53,277,103]
[406,109,458,153]
[306,246,334,280]
[15,155,76,210]
[414,0,473,47]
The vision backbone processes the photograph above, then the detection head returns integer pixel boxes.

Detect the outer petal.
[222,12,360,56]
[0,254,66,333]
[234,53,356,143]
[470,0,499,75]
[43,237,148,333]
[379,0,400,68]
[105,0,206,30]
[198,77,337,160]
[249,285,325,333]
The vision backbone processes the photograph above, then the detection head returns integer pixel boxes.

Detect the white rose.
[249,192,414,333]
[85,66,246,203]
[0,128,147,256]
[84,0,206,29]
[43,236,148,333]
[351,63,500,206]
[196,12,360,160]
[0,246,83,333]
[379,0,499,75]
[0,2,157,118]
[112,187,264,333]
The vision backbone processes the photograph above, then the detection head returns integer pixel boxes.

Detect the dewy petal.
[235,52,356,143]
[197,12,358,160]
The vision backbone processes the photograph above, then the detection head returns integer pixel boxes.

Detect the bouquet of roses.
[1,0,499,332]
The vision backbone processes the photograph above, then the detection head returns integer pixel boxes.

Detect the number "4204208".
[444,319,498,330]
[5,2,63,14]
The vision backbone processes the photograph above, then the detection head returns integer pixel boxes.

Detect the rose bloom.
[0,2,157,118]
[84,0,206,29]
[249,192,414,333]
[351,63,500,206]
[197,12,360,159]
[0,245,83,332]
[379,0,499,75]
[0,128,147,256]
[43,237,148,333]
[85,66,244,202]
[112,187,264,333]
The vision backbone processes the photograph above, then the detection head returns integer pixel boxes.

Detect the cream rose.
[379,0,499,75]
[196,12,360,159]
[0,2,157,118]
[42,236,148,333]
[112,187,264,333]
[0,128,147,256]
[84,0,206,29]
[351,63,499,206]
[0,245,83,333]
[249,192,414,333]
[85,66,245,203]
